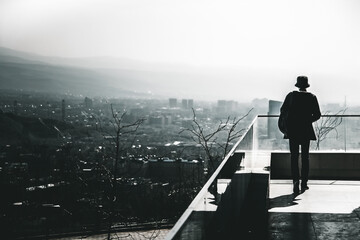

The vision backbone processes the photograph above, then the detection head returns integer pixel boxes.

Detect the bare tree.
[314,109,346,150]
[90,104,146,239]
[217,113,253,159]
[87,105,173,240]
[105,104,146,240]
[180,108,252,177]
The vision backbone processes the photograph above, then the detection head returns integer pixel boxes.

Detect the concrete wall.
[172,171,270,240]
[168,152,269,240]
[271,152,360,180]
[206,170,269,239]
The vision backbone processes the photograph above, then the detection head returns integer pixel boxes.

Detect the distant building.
[188,99,194,108]
[130,108,146,118]
[164,115,172,125]
[268,100,281,115]
[268,100,282,138]
[169,98,177,108]
[182,99,188,109]
[181,99,194,109]
[182,119,193,129]
[149,116,165,126]
[84,97,93,109]
[217,100,237,113]
[148,115,172,126]
[124,108,146,123]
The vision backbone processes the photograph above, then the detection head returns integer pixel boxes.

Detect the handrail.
[165,116,258,240]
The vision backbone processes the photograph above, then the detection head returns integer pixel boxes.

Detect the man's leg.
[289,139,300,194]
[301,140,310,191]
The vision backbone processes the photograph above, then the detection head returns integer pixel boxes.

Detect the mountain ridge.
[0,47,156,98]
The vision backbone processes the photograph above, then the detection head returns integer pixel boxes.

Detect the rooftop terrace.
[165,115,360,240]
[269,180,360,240]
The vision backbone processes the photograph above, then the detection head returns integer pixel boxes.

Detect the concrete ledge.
[207,169,269,239]
[271,152,360,180]
[167,152,269,240]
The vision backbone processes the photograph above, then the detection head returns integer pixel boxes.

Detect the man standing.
[280,76,321,195]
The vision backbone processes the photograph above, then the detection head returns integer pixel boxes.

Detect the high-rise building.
[268,100,282,138]
[169,98,177,108]
[181,99,194,109]
[182,99,188,109]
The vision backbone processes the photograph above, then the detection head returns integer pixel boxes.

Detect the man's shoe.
[301,184,309,193]
[293,181,300,195]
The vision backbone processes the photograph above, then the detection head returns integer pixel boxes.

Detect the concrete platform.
[269,180,360,239]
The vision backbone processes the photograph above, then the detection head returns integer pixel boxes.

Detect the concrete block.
[271,152,360,180]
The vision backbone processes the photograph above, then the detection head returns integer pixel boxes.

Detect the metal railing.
[256,114,360,152]
[165,114,360,239]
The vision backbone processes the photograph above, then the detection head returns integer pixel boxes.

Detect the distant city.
[1,84,359,239]
[0,88,263,239]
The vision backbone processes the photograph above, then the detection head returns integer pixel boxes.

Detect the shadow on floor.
[268,200,360,239]
[268,193,300,210]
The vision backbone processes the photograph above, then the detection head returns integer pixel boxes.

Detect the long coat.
[280,91,321,141]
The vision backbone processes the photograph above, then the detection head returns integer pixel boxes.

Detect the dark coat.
[280,91,321,141]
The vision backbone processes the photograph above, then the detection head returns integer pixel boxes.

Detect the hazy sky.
[1,0,360,104]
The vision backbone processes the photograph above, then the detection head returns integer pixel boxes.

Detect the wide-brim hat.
[295,76,310,88]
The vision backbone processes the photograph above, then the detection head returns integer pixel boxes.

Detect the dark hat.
[295,76,310,88]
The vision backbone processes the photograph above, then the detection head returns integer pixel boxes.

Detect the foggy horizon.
[1,0,360,105]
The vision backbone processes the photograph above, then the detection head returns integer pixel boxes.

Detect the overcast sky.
[1,0,360,104]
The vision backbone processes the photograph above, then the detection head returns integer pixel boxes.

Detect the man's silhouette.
[280,76,321,195]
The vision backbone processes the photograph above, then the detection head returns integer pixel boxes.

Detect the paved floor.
[269,180,360,240]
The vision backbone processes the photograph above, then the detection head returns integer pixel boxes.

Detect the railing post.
[344,116,347,152]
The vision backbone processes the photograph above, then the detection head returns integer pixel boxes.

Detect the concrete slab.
[269,180,360,214]
[269,180,360,240]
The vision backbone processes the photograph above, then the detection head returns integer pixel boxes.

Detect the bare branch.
[179,107,252,176]
[315,109,346,150]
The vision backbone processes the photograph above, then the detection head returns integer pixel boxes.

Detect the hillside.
[0,111,72,145]
[0,47,267,101]
[0,47,151,98]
